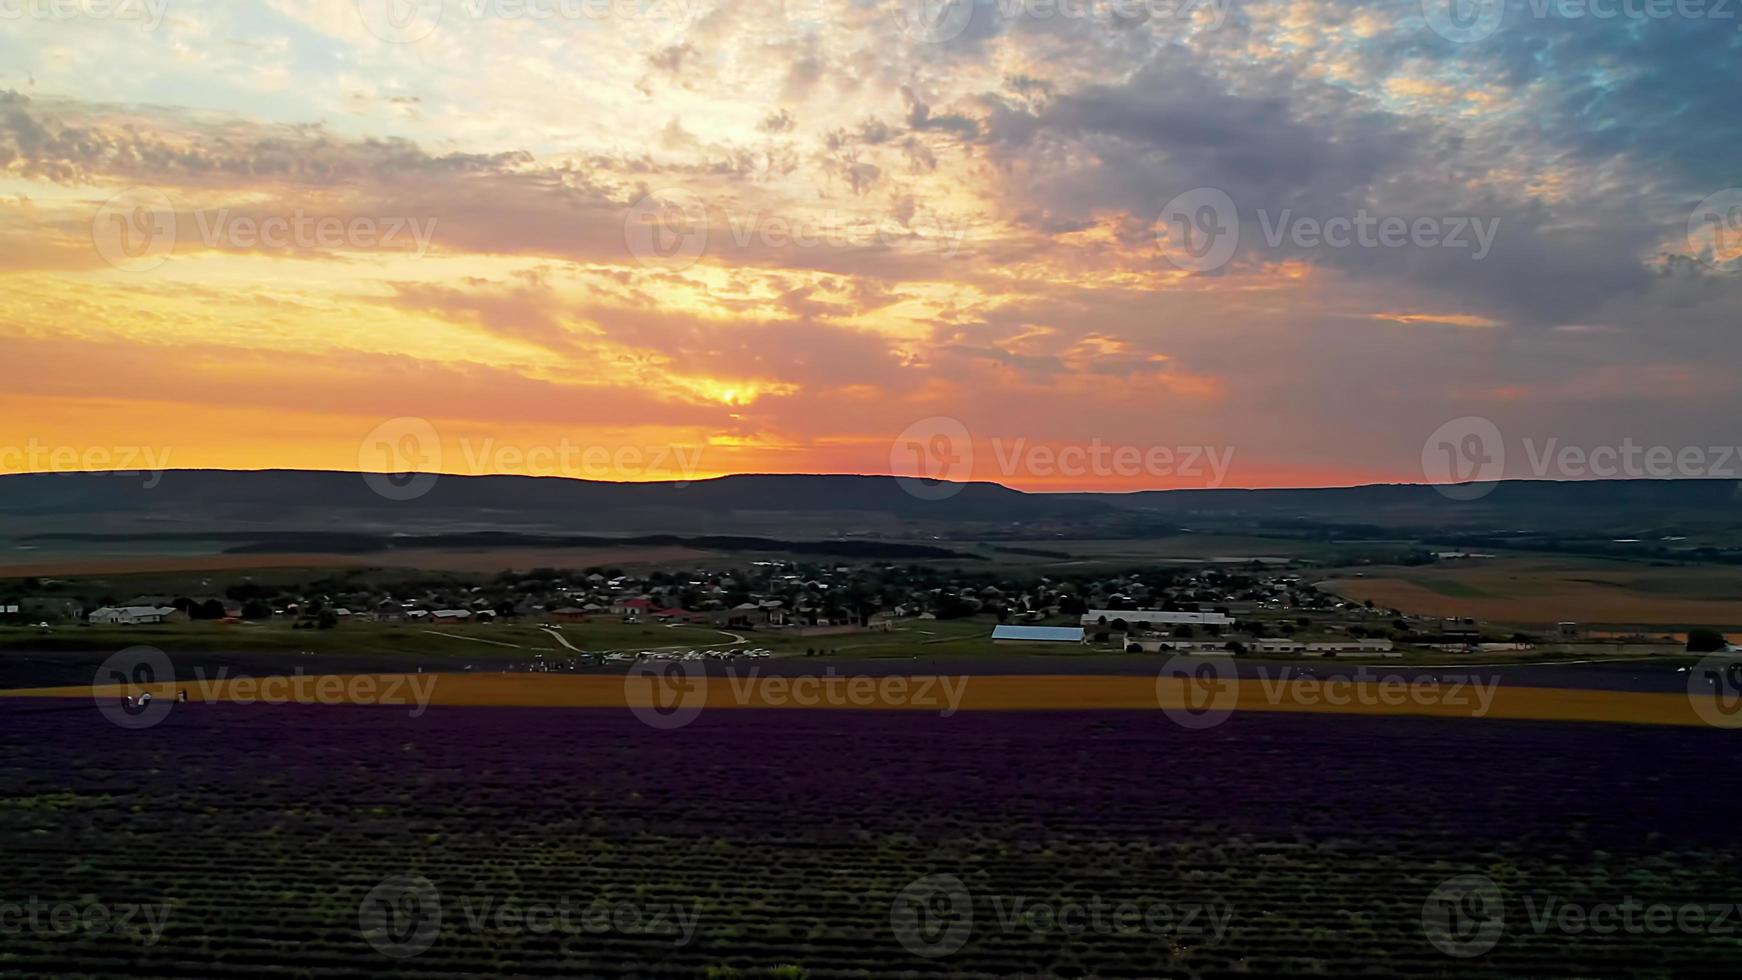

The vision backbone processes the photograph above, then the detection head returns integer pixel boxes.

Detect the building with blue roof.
[991,625,1086,644]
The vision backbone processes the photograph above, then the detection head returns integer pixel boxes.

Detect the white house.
[1124,638,1235,654]
[88,606,178,626]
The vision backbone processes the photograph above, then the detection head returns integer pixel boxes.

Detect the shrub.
[1687,628,1729,653]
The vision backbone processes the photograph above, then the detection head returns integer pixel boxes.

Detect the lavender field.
[2,704,1738,977]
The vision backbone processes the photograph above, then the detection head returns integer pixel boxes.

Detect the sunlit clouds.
[1,0,1739,489]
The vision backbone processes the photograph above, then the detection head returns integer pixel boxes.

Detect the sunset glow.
[2,1,1737,490]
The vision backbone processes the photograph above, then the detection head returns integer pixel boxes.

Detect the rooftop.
[992,625,1086,643]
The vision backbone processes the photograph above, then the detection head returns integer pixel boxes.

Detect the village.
[0,558,1580,660]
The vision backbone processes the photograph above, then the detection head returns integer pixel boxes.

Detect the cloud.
[2,0,1741,488]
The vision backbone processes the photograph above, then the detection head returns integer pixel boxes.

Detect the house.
[759,600,790,627]
[132,594,238,616]
[1126,638,1235,654]
[88,606,180,626]
[711,603,771,628]
[1080,609,1233,629]
[1437,619,1482,642]
[991,625,1086,644]
[430,609,472,622]
[550,607,589,623]
[613,597,654,620]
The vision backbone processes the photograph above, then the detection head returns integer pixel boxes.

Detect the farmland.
[1321,556,1742,628]
[0,616,1028,689]
[1,705,1739,977]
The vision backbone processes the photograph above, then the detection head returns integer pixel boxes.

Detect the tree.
[1687,628,1729,653]
[316,609,339,630]
[226,582,276,601]
[1171,624,1195,639]
[240,599,271,620]
[935,593,975,619]
[1224,640,1247,655]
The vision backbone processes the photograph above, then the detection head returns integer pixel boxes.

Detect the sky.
[1,0,1739,492]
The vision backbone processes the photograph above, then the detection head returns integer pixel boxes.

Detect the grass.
[0,612,1693,694]
[0,617,777,654]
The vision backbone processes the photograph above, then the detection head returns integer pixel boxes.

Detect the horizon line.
[0,466,1726,495]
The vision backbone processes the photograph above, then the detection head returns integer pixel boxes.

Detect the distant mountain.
[3,471,1741,543]
[0,470,1114,536]
[1082,479,1742,530]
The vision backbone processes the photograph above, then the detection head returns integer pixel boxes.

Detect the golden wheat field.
[4,671,1721,728]
[1322,558,1742,627]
